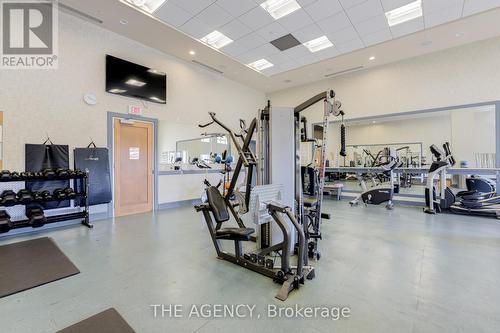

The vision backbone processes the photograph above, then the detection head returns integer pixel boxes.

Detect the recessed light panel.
[201,31,233,49]
[260,0,301,20]
[303,36,333,53]
[385,0,422,27]
[124,0,167,14]
[248,59,274,71]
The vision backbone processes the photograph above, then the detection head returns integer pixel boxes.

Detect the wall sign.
[129,147,140,160]
[128,105,142,116]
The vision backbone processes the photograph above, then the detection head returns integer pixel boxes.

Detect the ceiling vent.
[270,34,301,51]
[192,60,224,75]
[324,66,364,78]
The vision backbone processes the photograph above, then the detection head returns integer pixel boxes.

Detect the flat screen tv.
[106,55,166,104]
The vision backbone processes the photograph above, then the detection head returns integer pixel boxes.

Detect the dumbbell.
[26,208,46,228]
[17,189,34,204]
[74,169,85,177]
[0,211,12,233]
[34,190,52,201]
[20,171,35,179]
[11,172,20,180]
[42,168,56,179]
[67,169,76,178]
[55,168,69,178]
[0,170,11,180]
[1,190,17,206]
[53,188,67,200]
[63,187,77,199]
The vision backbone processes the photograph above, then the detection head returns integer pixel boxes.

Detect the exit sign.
[128,105,142,116]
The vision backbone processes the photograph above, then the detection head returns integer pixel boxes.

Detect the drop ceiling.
[60,0,500,92]
[124,0,499,75]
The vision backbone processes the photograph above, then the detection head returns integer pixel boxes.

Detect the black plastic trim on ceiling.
[270,34,301,51]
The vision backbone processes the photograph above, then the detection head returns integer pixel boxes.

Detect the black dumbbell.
[53,188,67,200]
[26,208,46,228]
[1,190,17,206]
[11,172,20,180]
[63,187,76,199]
[55,168,69,178]
[0,170,11,180]
[0,211,12,233]
[17,189,33,204]
[36,190,52,201]
[42,168,56,179]
[20,171,35,179]
[75,169,86,177]
[67,169,76,178]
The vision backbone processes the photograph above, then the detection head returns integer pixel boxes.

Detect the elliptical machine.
[423,142,456,214]
[423,142,500,219]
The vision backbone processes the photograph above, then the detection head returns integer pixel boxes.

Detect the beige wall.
[0,12,265,171]
[267,36,500,123]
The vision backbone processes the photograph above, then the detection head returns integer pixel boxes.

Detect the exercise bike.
[350,156,398,210]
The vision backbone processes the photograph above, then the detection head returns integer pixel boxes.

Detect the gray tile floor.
[1,200,500,333]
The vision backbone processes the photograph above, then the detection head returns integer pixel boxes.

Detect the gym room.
[0,0,499,332]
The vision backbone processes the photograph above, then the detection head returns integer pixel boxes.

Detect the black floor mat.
[0,237,80,298]
[57,308,136,333]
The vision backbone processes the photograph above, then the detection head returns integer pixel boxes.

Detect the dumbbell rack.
[0,171,92,233]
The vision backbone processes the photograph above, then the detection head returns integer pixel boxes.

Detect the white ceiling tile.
[304,0,343,21]
[295,52,320,66]
[339,0,369,9]
[220,20,252,40]
[292,24,324,42]
[315,46,341,60]
[239,6,275,30]
[423,0,463,14]
[390,16,424,38]
[424,5,462,28]
[463,0,500,16]
[267,52,295,65]
[361,28,392,46]
[247,43,281,58]
[216,0,257,18]
[327,25,360,44]
[380,0,413,12]
[256,22,289,41]
[354,15,389,36]
[236,33,268,50]
[221,42,250,57]
[171,0,216,16]
[346,0,385,23]
[297,0,319,6]
[154,2,192,27]
[336,37,365,53]
[179,18,213,39]
[317,11,352,34]
[283,45,313,59]
[261,66,283,76]
[235,52,260,64]
[196,3,233,28]
[278,9,314,31]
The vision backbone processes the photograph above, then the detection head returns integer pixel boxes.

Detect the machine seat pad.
[207,186,230,223]
[303,196,318,208]
[215,228,255,241]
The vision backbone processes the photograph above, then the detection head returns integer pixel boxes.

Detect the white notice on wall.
[129,147,140,160]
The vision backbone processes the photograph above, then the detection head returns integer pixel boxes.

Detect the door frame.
[107,112,159,217]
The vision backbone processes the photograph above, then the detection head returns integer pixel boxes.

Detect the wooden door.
[113,119,153,216]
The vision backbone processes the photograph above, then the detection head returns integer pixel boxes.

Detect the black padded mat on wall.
[25,144,70,209]
[74,147,112,205]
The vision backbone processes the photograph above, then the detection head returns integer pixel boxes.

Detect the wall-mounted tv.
[106,55,166,104]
